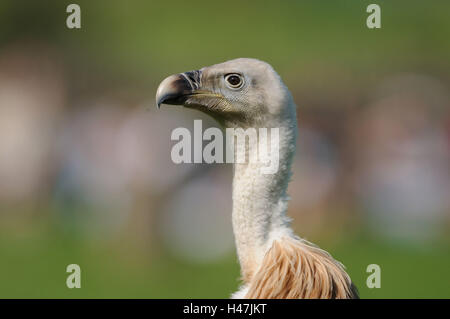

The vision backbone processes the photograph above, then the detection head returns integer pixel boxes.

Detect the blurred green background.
[0,1,449,298]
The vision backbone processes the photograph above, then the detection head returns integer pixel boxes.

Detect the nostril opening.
[183,70,202,90]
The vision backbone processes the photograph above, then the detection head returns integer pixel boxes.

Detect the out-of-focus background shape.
[0,1,449,298]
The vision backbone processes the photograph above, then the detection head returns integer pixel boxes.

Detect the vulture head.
[156,58,296,128]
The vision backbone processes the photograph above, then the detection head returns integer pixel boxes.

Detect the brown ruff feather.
[245,237,359,299]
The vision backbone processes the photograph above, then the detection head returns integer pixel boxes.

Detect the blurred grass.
[0,228,448,298]
[1,1,449,80]
[0,0,449,299]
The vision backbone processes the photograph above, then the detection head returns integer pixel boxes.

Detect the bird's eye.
[225,74,244,89]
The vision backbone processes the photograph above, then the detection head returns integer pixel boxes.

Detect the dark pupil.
[228,75,241,86]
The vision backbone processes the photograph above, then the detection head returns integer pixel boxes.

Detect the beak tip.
[155,71,200,109]
[156,93,170,109]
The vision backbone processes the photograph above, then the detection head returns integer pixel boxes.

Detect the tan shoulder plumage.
[245,237,359,299]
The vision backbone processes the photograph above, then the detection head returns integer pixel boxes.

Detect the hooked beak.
[155,70,201,109]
